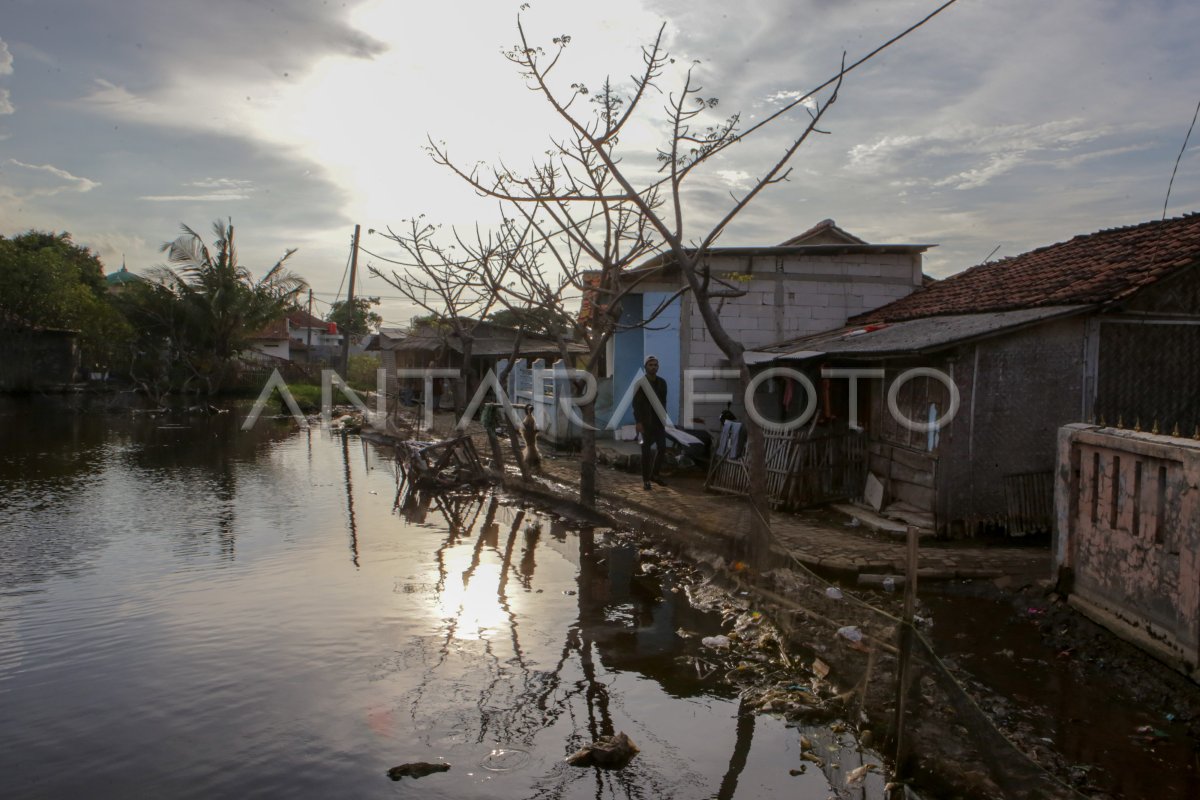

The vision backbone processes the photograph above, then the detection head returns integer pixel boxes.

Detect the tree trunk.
[457,338,474,417]
[738,360,773,568]
[484,422,506,473]
[507,418,530,480]
[579,399,597,508]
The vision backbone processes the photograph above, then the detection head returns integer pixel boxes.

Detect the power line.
[1163,95,1200,221]
[308,290,413,300]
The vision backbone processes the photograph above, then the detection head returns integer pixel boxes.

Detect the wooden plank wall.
[867,440,937,512]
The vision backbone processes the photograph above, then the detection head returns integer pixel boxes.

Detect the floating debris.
[566,732,639,768]
[386,762,450,780]
[836,625,864,643]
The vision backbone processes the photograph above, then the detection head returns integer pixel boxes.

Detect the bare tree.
[367,217,511,415]
[427,4,959,562]
[369,217,537,476]
[472,196,674,508]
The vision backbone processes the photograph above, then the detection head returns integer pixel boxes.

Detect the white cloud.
[0,39,12,76]
[5,0,1200,298]
[186,177,252,190]
[845,120,1124,190]
[139,177,254,202]
[714,169,753,189]
[762,89,817,111]
[0,89,12,116]
[5,159,99,195]
[140,192,252,202]
[932,152,1027,191]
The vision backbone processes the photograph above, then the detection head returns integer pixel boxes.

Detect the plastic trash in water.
[701,635,732,649]
[825,587,843,600]
[836,626,863,643]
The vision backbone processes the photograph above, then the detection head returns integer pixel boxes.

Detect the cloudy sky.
[2,0,1198,325]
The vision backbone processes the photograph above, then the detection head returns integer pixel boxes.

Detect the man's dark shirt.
[632,375,669,432]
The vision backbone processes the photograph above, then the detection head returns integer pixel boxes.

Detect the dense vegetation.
[0,231,133,370]
[1,220,309,397]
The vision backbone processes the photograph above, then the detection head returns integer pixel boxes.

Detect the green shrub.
[283,383,322,412]
[347,353,382,393]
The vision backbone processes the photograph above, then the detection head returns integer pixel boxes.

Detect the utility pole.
[340,224,360,377]
[306,288,314,361]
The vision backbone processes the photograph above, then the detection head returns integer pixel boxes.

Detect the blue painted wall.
[642,292,682,424]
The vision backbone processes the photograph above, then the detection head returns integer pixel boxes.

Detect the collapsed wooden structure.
[395,436,489,492]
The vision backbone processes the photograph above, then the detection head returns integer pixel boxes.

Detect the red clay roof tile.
[851,213,1200,323]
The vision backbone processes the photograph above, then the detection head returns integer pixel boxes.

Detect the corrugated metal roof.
[748,305,1093,362]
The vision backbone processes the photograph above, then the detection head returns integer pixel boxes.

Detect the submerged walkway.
[425,417,1052,583]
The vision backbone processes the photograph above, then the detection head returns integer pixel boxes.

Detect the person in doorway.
[633,355,669,490]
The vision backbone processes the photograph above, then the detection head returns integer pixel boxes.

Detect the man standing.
[633,355,669,490]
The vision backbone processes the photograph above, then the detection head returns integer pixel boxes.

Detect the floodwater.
[924,593,1200,800]
[0,399,885,799]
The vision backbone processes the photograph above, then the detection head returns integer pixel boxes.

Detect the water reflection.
[1,408,868,799]
[394,487,804,799]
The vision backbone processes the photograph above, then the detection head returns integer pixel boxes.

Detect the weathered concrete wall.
[685,251,921,428]
[934,316,1087,532]
[0,331,78,391]
[1054,424,1200,679]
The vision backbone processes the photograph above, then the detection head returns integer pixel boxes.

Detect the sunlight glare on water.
[0,399,881,799]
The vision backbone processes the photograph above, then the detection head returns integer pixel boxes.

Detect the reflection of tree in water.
[0,398,292,586]
[393,490,756,799]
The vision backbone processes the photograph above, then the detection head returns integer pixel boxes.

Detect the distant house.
[605,220,932,429]
[246,309,359,365]
[286,308,342,364]
[246,317,292,361]
[749,213,1200,535]
[0,310,79,390]
[374,319,586,406]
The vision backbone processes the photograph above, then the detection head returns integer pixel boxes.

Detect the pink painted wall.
[1054,424,1200,673]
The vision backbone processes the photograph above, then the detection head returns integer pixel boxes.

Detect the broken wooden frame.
[395,436,490,493]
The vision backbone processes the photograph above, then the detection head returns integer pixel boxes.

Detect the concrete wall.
[1054,424,1200,680]
[251,339,290,361]
[684,251,921,430]
[609,250,922,433]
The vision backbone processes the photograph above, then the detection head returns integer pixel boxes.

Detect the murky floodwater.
[0,399,884,799]
[924,593,1200,800]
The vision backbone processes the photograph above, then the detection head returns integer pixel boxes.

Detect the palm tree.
[154,219,306,393]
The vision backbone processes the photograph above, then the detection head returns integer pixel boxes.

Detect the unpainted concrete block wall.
[684,251,920,428]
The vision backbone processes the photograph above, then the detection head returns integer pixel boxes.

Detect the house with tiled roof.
[748,213,1200,536]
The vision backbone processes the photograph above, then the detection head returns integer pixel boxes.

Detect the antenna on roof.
[982,244,1001,263]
